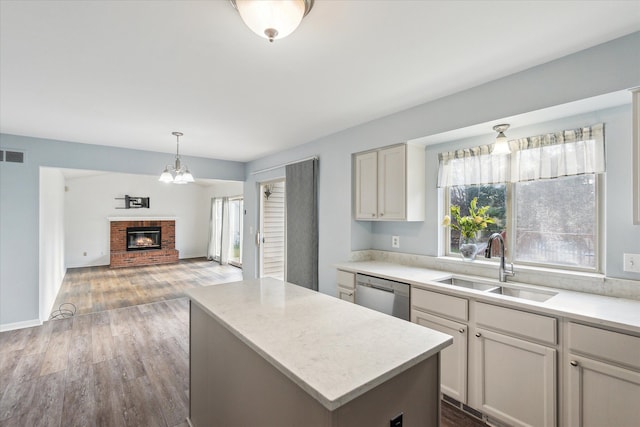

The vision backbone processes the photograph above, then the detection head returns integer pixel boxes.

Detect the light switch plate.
[391,236,400,248]
[623,253,640,273]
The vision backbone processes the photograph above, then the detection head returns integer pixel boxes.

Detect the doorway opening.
[259,180,285,279]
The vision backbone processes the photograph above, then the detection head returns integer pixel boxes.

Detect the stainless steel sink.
[487,286,558,302]
[436,276,558,302]
[436,277,499,292]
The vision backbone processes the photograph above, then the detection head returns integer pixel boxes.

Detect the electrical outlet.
[391,236,400,248]
[390,413,403,427]
[623,253,640,273]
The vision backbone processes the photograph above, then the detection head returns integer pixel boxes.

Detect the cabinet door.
[354,151,378,219]
[337,285,355,303]
[567,354,640,427]
[470,328,556,427]
[412,310,467,403]
[377,145,406,220]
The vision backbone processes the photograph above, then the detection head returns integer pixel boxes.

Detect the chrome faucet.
[484,233,515,282]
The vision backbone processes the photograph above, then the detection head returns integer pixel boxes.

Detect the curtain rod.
[250,155,318,176]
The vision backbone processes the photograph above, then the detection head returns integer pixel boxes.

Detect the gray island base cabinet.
[187,278,452,427]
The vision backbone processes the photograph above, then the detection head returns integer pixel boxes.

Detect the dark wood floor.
[441,401,489,427]
[1,258,487,426]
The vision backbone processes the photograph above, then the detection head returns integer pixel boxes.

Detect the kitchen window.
[439,123,604,272]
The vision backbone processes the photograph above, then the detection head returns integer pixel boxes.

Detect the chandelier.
[230,0,314,43]
[159,132,194,184]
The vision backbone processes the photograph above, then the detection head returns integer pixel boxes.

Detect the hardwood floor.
[0,298,191,427]
[441,401,489,427]
[1,258,486,426]
[51,258,243,317]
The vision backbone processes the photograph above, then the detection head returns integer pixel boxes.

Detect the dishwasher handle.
[361,282,395,293]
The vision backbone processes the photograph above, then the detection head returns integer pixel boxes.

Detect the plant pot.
[459,236,479,262]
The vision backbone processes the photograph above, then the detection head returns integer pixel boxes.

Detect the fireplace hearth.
[127,226,161,251]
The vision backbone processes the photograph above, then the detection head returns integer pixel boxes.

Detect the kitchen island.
[186,278,452,427]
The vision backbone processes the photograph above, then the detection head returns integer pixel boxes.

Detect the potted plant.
[442,197,496,261]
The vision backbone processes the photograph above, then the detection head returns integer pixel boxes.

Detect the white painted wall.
[203,181,244,199]
[64,173,243,267]
[39,167,66,322]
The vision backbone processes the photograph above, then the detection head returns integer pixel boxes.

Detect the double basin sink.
[436,276,558,303]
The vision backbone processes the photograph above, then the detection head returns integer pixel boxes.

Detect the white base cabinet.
[336,270,355,303]
[347,269,640,427]
[566,322,640,427]
[413,310,468,403]
[470,328,556,427]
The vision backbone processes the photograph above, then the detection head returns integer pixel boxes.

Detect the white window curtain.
[219,197,230,265]
[207,198,220,261]
[510,123,605,181]
[207,197,231,264]
[437,123,605,187]
[437,145,510,187]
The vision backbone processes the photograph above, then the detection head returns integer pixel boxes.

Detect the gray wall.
[242,32,640,296]
[373,104,638,280]
[1,33,639,326]
[0,135,244,326]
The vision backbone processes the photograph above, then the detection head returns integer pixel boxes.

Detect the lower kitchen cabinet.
[412,309,468,403]
[337,286,355,303]
[566,322,640,426]
[336,270,355,303]
[470,327,557,427]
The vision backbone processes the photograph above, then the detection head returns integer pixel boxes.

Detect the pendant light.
[230,0,314,43]
[159,132,195,184]
[492,124,511,155]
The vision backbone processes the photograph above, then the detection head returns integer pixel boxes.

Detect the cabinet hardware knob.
[475,332,481,338]
[347,292,353,296]
[570,360,579,367]
[380,213,384,216]
[372,213,375,217]
[459,328,465,333]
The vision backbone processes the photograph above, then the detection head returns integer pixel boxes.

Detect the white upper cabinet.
[353,143,425,221]
[354,151,378,220]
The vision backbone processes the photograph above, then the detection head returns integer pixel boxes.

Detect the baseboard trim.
[0,318,42,332]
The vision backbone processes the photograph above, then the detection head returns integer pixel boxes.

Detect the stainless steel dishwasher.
[355,273,410,320]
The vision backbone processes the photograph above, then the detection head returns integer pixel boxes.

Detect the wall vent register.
[0,149,25,163]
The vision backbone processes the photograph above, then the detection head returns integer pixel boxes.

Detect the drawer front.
[337,285,355,303]
[475,302,557,345]
[568,322,640,370]
[412,287,468,322]
[337,270,355,289]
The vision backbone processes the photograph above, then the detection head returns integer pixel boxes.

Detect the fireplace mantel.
[108,216,178,222]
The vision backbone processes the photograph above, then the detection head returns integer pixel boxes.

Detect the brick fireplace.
[110,219,179,268]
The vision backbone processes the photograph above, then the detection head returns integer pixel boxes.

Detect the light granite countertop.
[335,261,640,334]
[186,277,452,411]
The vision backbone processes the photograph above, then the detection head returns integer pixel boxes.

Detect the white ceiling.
[1,1,639,162]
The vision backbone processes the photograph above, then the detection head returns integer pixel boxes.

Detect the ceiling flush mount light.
[230,0,314,43]
[492,124,511,155]
[159,132,194,184]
